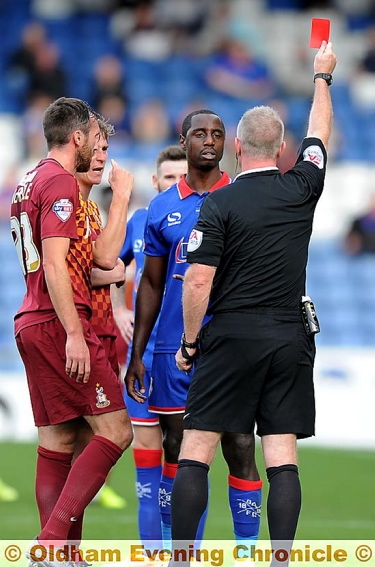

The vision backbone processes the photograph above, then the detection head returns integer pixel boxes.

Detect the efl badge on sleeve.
[52,199,73,222]
[187,229,203,252]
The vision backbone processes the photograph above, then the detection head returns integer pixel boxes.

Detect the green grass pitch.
[1,441,374,540]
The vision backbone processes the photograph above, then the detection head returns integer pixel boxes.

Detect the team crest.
[95,383,111,408]
[52,199,73,222]
[187,229,203,252]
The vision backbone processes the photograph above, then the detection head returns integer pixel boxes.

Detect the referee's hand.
[175,346,195,373]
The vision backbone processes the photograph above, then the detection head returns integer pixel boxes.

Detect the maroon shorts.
[16,318,126,427]
[99,335,120,378]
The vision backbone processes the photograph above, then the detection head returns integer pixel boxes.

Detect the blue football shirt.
[120,207,157,370]
[144,172,231,353]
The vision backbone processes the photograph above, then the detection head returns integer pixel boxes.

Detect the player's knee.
[222,432,258,479]
[112,422,133,451]
[163,431,183,462]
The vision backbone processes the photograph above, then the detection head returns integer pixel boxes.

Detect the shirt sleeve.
[143,204,169,257]
[186,195,225,267]
[289,137,327,200]
[120,215,134,265]
[39,174,78,240]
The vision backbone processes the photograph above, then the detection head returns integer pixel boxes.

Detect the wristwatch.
[313,73,333,86]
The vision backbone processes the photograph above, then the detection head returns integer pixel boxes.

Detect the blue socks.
[228,475,262,541]
[133,448,163,544]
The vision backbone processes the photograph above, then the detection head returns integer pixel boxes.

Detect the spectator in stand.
[203,35,277,103]
[8,22,67,106]
[9,21,47,79]
[90,55,127,110]
[28,41,67,101]
[344,194,375,255]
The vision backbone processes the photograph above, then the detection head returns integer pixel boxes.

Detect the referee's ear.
[234,137,241,157]
[276,140,286,159]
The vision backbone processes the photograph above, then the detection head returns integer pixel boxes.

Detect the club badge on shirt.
[187,229,203,252]
[52,199,74,222]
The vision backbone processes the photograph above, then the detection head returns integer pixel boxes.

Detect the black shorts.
[184,309,316,439]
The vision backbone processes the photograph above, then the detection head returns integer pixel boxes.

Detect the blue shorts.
[148,353,195,414]
[124,367,159,426]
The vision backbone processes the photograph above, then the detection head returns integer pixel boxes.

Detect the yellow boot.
[0,478,19,502]
[96,484,126,509]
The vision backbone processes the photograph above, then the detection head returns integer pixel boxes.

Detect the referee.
[171,41,337,562]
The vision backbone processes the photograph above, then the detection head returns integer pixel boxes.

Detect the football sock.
[38,435,123,542]
[159,461,177,549]
[228,475,262,541]
[35,446,73,528]
[171,459,210,541]
[36,446,85,545]
[133,448,163,544]
[266,464,301,566]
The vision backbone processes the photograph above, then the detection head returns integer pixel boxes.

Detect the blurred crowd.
[1,0,375,222]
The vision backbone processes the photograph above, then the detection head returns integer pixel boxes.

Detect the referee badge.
[187,229,203,252]
[303,145,324,169]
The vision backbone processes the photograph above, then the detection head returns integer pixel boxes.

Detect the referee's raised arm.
[307,41,337,150]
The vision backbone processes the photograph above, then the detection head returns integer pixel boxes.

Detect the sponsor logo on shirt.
[303,145,324,169]
[187,229,203,252]
[52,199,74,222]
[133,238,143,253]
[167,212,182,226]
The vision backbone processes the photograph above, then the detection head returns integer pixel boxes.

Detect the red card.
[310,18,330,48]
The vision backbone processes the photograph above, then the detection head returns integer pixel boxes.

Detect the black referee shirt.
[186,136,327,314]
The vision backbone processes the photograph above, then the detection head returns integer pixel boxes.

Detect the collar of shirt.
[177,171,231,199]
[234,166,279,181]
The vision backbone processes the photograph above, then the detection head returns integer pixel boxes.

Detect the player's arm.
[93,160,134,270]
[111,276,134,345]
[91,258,126,287]
[175,262,216,372]
[42,236,90,383]
[125,254,167,402]
[306,41,337,150]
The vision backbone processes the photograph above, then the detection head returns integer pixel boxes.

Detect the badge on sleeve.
[303,145,324,169]
[187,229,203,252]
[52,199,74,222]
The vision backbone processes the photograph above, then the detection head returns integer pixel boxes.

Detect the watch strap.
[313,73,333,85]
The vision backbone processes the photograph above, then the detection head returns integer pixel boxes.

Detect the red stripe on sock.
[228,475,263,491]
[162,461,178,478]
[133,448,163,468]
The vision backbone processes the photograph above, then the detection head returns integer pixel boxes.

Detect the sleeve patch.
[52,199,74,222]
[187,229,203,252]
[303,145,324,169]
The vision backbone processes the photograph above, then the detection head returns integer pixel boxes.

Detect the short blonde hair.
[236,106,284,160]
